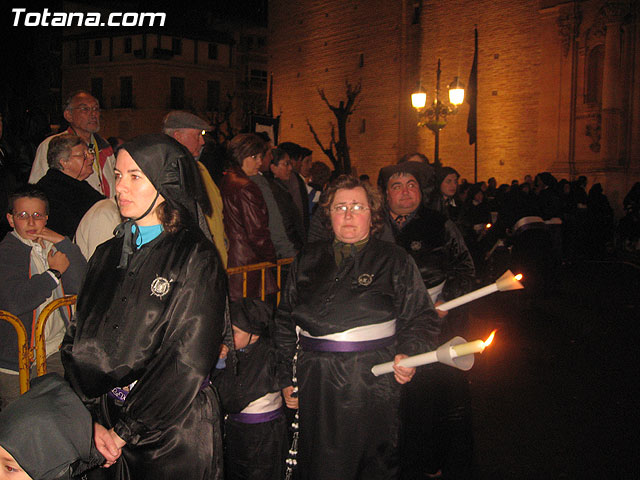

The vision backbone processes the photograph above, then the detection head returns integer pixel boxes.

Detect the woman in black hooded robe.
[61,134,228,480]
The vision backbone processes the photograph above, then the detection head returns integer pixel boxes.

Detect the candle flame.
[514,274,523,281]
[483,330,497,348]
[485,223,492,229]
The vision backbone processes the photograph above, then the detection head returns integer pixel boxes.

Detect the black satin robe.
[213,340,287,480]
[61,228,227,480]
[274,238,440,480]
[389,206,477,480]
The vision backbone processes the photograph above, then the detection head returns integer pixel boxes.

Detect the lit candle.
[370,331,496,376]
[450,339,485,357]
[450,330,495,357]
[436,270,523,312]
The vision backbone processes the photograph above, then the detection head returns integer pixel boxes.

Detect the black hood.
[0,374,104,480]
[120,133,207,226]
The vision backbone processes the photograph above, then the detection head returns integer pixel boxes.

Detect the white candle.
[436,270,523,312]
[371,331,496,376]
[450,339,485,357]
[370,351,439,376]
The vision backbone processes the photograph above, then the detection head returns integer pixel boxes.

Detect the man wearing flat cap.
[378,161,476,480]
[163,111,227,266]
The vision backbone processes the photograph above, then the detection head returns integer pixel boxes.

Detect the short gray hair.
[47,134,84,170]
[63,90,97,111]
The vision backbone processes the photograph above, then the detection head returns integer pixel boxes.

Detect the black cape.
[62,228,227,480]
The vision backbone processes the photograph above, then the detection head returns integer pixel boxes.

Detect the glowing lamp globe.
[411,91,427,109]
[448,77,465,106]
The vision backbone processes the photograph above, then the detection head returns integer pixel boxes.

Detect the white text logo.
[12,8,166,27]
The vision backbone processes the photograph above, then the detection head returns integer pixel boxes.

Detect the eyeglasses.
[13,211,47,221]
[70,149,95,161]
[71,106,101,114]
[330,203,370,215]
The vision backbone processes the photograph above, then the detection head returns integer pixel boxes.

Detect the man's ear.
[63,108,73,124]
[6,212,15,229]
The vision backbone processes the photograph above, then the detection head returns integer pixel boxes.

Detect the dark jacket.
[220,166,277,301]
[389,205,475,301]
[36,168,105,238]
[0,234,86,371]
[264,172,303,251]
[288,171,310,241]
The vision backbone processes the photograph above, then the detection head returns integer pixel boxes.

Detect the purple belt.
[299,334,395,352]
[227,407,283,424]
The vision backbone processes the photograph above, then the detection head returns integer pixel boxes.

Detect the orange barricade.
[35,295,77,377]
[226,257,294,305]
[0,310,31,394]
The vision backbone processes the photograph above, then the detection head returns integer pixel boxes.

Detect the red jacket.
[220,166,277,301]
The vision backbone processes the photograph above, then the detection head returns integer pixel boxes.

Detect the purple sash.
[227,407,283,424]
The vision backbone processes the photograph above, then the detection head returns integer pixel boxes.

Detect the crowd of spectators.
[0,90,638,480]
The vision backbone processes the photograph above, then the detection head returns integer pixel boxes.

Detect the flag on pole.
[267,72,274,117]
[466,28,478,145]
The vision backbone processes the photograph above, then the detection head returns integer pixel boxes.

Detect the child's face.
[6,197,48,242]
[232,326,260,350]
[233,326,252,350]
[0,445,32,480]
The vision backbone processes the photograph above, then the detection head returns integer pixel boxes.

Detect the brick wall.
[269,0,639,200]
[269,0,406,181]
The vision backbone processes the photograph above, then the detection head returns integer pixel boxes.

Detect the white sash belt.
[427,280,446,304]
[298,319,397,342]
[241,391,283,414]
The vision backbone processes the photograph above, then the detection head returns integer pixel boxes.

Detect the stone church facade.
[269,0,639,211]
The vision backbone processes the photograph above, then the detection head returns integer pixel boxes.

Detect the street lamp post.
[412,59,464,168]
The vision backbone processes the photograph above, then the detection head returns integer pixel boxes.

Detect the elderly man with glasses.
[29,91,116,198]
[0,185,86,410]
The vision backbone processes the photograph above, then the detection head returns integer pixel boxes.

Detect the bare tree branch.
[307,119,338,169]
[310,79,362,174]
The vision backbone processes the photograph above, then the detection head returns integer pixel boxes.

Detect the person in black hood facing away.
[0,373,104,480]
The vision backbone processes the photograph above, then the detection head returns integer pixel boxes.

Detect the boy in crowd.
[0,186,86,409]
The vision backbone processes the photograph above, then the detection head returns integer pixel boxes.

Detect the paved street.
[467,259,639,479]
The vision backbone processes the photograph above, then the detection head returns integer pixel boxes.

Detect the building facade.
[269,0,639,211]
[61,2,268,140]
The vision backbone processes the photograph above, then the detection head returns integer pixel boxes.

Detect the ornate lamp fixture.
[412,59,464,167]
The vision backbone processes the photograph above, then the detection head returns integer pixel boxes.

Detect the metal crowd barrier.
[0,310,31,394]
[6,257,295,393]
[226,257,294,304]
[35,295,77,377]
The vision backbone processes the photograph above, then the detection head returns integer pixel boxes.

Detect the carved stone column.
[600,2,627,167]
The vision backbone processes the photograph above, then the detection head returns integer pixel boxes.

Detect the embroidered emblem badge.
[150,276,174,299]
[410,240,422,251]
[357,273,374,286]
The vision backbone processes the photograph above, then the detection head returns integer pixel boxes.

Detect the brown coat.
[220,166,277,301]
